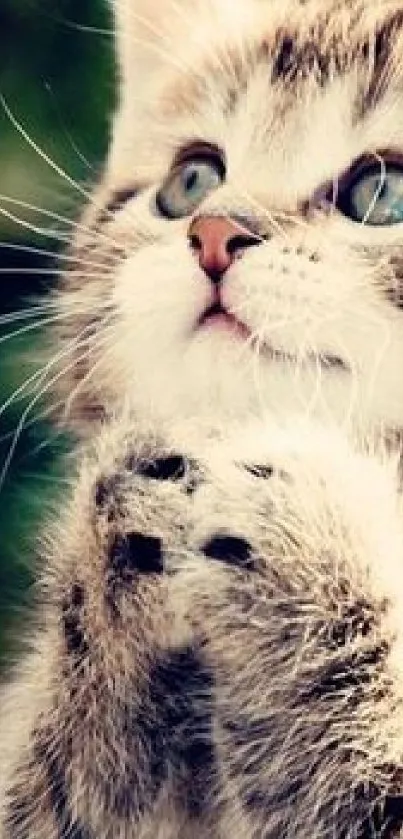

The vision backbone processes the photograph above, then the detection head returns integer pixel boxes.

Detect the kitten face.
[59,0,403,436]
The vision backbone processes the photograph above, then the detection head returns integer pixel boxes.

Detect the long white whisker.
[0,240,116,272]
[0,206,71,246]
[22,335,113,462]
[0,268,102,279]
[54,16,115,37]
[0,294,114,327]
[0,307,107,349]
[0,195,123,252]
[0,307,60,327]
[0,96,94,205]
[0,316,104,420]
[0,317,113,490]
[60,334,115,424]
[0,396,64,445]
[43,81,97,175]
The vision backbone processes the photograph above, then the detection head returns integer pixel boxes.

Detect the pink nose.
[188,215,260,284]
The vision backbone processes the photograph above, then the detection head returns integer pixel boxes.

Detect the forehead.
[162,0,403,115]
[141,0,403,205]
[110,1,403,198]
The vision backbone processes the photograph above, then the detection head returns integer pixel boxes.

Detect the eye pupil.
[184,168,199,192]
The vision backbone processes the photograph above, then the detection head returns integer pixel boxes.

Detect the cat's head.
[58,0,403,437]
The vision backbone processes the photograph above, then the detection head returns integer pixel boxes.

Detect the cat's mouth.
[197,301,251,340]
[196,303,347,370]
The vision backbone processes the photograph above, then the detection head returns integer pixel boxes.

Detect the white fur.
[3,415,403,837]
[75,0,403,441]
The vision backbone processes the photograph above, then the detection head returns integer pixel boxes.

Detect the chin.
[115,332,403,441]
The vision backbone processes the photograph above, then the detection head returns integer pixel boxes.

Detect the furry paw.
[176,420,403,839]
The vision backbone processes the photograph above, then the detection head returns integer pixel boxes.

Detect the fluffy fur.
[56,0,403,439]
[4,1,403,836]
[1,420,403,838]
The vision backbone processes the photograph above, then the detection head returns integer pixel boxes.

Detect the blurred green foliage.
[0,0,115,665]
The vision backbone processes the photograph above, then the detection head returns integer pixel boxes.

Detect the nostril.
[188,216,263,282]
[189,233,202,252]
[226,234,261,256]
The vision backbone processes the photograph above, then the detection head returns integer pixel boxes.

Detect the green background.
[0,0,115,665]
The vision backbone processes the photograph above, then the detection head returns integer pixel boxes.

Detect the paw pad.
[201,535,253,568]
[136,455,186,481]
[109,532,164,577]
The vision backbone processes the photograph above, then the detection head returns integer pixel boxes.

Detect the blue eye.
[156,149,225,219]
[337,158,403,226]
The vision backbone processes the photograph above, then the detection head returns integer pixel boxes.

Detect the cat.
[2,418,403,838]
[55,0,403,443]
[3,0,403,836]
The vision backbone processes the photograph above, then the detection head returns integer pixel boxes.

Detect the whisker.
[0,241,59,259]
[60,333,115,425]
[0,96,94,205]
[0,293,114,327]
[21,469,72,487]
[0,316,57,348]
[0,316,103,420]
[0,397,64,445]
[0,307,107,349]
[0,269,108,284]
[53,15,115,37]
[0,206,72,246]
[0,239,116,272]
[0,195,123,252]
[0,268,69,277]
[21,335,113,464]
[0,318,113,490]
[44,81,97,174]
[0,307,60,327]
[1,93,191,248]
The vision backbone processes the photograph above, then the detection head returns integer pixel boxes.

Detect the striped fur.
[2,420,403,837]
